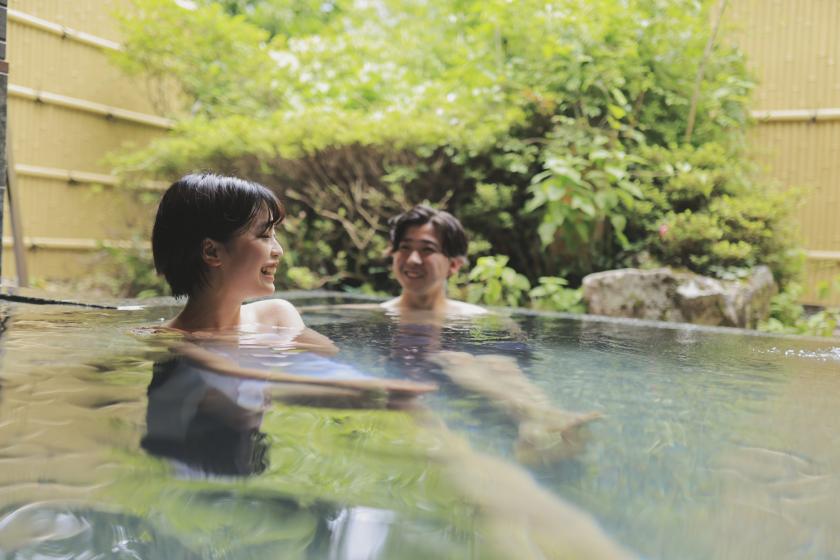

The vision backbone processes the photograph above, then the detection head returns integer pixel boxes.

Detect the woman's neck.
[169,289,244,332]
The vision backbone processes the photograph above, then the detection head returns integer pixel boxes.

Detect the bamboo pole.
[804,250,840,262]
[8,84,174,129]
[751,108,840,123]
[0,236,148,251]
[8,9,121,52]
[13,164,168,190]
[15,164,118,186]
[684,0,729,144]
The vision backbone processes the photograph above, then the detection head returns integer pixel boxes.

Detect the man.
[381,205,485,315]
[379,205,599,464]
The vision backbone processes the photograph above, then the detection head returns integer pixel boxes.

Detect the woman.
[151,172,433,403]
[153,172,306,334]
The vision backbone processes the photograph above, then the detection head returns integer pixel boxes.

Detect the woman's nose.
[272,238,283,257]
[407,250,422,264]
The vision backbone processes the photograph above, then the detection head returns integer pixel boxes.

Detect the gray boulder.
[582,266,777,328]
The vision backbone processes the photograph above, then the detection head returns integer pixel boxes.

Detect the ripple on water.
[1,300,840,559]
[0,502,202,559]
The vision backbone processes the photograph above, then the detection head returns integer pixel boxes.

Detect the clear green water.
[1,295,839,559]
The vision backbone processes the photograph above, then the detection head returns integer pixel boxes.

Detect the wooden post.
[0,0,27,288]
[6,137,28,286]
[0,0,7,283]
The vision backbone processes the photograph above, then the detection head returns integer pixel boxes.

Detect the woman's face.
[217,208,283,299]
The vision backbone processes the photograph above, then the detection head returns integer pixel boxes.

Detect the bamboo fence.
[4,0,840,305]
[3,0,168,280]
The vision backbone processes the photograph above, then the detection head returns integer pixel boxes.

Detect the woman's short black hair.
[152,173,284,297]
[388,204,468,258]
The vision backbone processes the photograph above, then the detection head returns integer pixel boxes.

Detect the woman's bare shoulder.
[243,298,305,329]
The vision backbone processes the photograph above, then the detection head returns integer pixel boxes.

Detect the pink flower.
[658,224,669,238]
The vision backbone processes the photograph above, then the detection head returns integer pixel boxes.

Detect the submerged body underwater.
[0,294,839,559]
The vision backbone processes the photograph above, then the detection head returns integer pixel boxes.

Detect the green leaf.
[610,87,628,106]
[607,104,626,120]
[538,221,557,246]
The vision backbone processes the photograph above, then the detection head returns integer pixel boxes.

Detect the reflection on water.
[138,352,400,559]
[327,507,395,560]
[142,357,271,477]
[0,502,201,559]
[0,299,838,558]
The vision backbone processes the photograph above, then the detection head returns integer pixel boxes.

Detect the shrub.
[621,143,801,286]
[464,255,531,308]
[528,277,586,313]
[95,244,171,299]
[107,0,798,299]
[759,283,840,338]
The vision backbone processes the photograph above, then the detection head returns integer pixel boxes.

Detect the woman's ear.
[201,238,223,267]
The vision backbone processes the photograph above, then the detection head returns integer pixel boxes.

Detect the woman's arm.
[292,327,339,356]
[172,341,437,400]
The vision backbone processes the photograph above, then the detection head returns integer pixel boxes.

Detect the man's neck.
[398,290,448,313]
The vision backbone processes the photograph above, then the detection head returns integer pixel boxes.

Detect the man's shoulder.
[380,297,486,316]
[380,297,400,310]
[446,299,488,316]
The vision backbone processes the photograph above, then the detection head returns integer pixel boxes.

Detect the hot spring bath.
[0,293,838,559]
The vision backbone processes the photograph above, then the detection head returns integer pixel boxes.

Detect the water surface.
[0,295,838,559]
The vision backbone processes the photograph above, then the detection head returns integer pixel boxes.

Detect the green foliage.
[113,0,285,118]
[285,266,320,290]
[759,277,840,338]
[623,143,801,286]
[528,277,586,313]
[109,0,800,300]
[107,404,477,558]
[98,244,171,299]
[759,283,840,338]
[464,255,531,308]
[817,275,840,301]
[524,119,643,249]
[195,0,342,38]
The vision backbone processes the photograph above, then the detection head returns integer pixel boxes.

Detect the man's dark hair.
[388,205,468,258]
[152,173,284,297]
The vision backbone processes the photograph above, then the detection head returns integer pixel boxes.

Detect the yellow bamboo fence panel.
[6,0,840,305]
[12,0,126,43]
[3,0,171,283]
[729,0,840,305]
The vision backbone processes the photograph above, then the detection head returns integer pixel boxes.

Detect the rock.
[582,266,777,328]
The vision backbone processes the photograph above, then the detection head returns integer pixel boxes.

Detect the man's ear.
[201,238,223,267]
[448,255,467,278]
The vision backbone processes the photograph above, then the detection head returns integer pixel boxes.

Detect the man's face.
[392,222,462,297]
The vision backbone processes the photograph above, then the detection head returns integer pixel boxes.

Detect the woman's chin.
[256,278,277,295]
